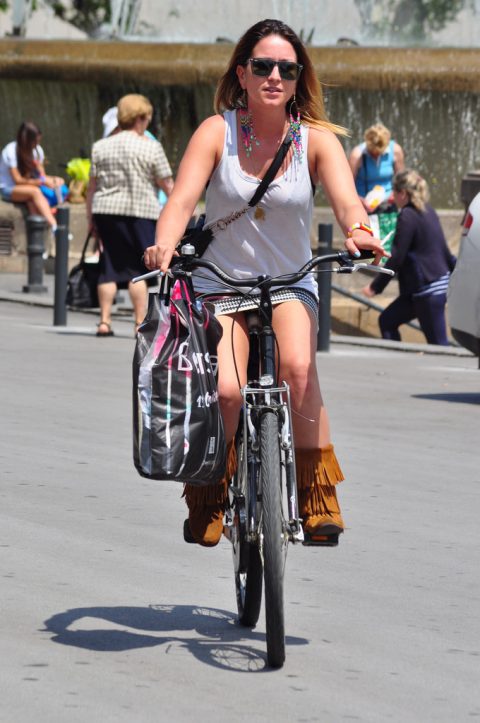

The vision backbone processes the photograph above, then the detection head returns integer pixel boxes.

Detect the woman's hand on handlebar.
[143,241,177,274]
[344,230,390,266]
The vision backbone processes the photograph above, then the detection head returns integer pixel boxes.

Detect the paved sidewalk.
[1,301,479,722]
[0,270,474,359]
[0,270,136,314]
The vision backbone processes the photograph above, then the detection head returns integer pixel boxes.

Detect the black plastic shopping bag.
[133,277,226,485]
[66,233,99,308]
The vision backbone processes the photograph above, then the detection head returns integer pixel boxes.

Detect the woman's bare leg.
[214,312,250,443]
[97,282,117,327]
[272,300,330,447]
[271,300,344,537]
[10,186,57,228]
[128,279,148,331]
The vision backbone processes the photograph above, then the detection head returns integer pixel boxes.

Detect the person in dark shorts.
[87,94,174,337]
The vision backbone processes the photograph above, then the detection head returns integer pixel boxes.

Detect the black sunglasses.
[248,57,303,81]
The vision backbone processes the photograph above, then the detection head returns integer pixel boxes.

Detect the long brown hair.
[16,121,42,177]
[214,18,347,136]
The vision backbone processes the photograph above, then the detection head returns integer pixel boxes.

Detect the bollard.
[53,207,70,326]
[22,215,48,293]
[316,223,333,352]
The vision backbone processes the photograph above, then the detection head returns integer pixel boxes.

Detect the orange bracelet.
[347,222,374,238]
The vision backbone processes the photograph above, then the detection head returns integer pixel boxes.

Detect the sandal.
[96,321,114,337]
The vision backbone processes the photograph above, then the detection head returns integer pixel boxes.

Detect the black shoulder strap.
[248,137,292,208]
[80,232,93,263]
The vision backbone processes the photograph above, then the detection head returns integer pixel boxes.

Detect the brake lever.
[132,268,163,283]
[347,263,395,276]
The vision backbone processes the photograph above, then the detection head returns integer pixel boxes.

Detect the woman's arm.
[309,128,387,263]
[393,142,405,173]
[9,166,43,186]
[156,176,174,196]
[347,144,362,180]
[347,144,371,210]
[144,114,224,274]
[35,160,65,189]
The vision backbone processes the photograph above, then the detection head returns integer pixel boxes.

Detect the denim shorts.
[0,188,12,202]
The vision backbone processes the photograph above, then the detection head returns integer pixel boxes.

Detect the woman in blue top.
[349,123,405,212]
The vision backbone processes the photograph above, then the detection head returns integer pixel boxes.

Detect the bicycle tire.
[233,432,263,627]
[260,410,286,668]
[235,545,263,627]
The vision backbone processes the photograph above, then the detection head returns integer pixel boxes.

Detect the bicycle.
[135,244,393,668]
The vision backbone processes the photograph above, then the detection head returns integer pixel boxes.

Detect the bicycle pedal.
[302,531,340,547]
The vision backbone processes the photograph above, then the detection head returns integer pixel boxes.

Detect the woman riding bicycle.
[144,18,385,547]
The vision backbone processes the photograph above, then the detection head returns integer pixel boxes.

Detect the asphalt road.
[1,300,479,723]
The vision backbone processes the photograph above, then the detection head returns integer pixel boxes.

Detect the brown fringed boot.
[295,445,345,545]
[183,441,237,547]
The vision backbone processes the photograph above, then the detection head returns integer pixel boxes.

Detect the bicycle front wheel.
[233,428,263,628]
[260,410,286,668]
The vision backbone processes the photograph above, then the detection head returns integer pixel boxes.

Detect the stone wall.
[0,200,89,272]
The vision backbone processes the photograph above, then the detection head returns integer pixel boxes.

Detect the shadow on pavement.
[43,603,307,672]
[412,392,480,405]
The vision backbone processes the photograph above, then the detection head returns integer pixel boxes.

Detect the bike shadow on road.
[43,603,308,672]
[412,392,480,405]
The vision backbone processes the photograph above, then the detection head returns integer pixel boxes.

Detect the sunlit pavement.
[1,299,479,723]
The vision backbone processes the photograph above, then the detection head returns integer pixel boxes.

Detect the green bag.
[66,158,91,184]
[368,211,398,263]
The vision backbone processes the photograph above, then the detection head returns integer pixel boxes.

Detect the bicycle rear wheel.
[260,410,286,668]
[233,430,263,627]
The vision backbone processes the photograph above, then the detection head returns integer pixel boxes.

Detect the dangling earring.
[289,94,303,162]
[239,94,260,158]
[239,88,260,158]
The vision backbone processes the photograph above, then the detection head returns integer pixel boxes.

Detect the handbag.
[178,135,293,257]
[66,233,100,308]
[133,275,226,485]
[39,183,69,208]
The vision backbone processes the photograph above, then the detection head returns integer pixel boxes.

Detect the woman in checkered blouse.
[87,94,174,337]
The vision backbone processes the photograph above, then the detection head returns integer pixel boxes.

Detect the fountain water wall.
[0,40,478,209]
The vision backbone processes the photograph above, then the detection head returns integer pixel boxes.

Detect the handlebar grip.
[354,249,376,260]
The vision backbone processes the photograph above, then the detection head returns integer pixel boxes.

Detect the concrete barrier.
[0,199,89,272]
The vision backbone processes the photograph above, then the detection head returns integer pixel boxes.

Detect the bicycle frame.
[235,282,302,545]
[133,244,394,666]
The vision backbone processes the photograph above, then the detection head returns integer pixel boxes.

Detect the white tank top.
[192,109,317,298]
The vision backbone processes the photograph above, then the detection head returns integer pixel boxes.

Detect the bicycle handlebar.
[132,246,394,286]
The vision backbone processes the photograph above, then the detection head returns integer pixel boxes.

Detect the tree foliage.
[354,0,473,42]
[0,1,110,34]
[50,0,110,34]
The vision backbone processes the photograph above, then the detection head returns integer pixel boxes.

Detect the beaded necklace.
[239,108,303,162]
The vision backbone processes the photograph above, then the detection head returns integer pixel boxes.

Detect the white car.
[448,192,480,361]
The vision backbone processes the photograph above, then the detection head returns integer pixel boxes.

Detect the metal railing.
[316,222,422,352]
[331,282,422,333]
